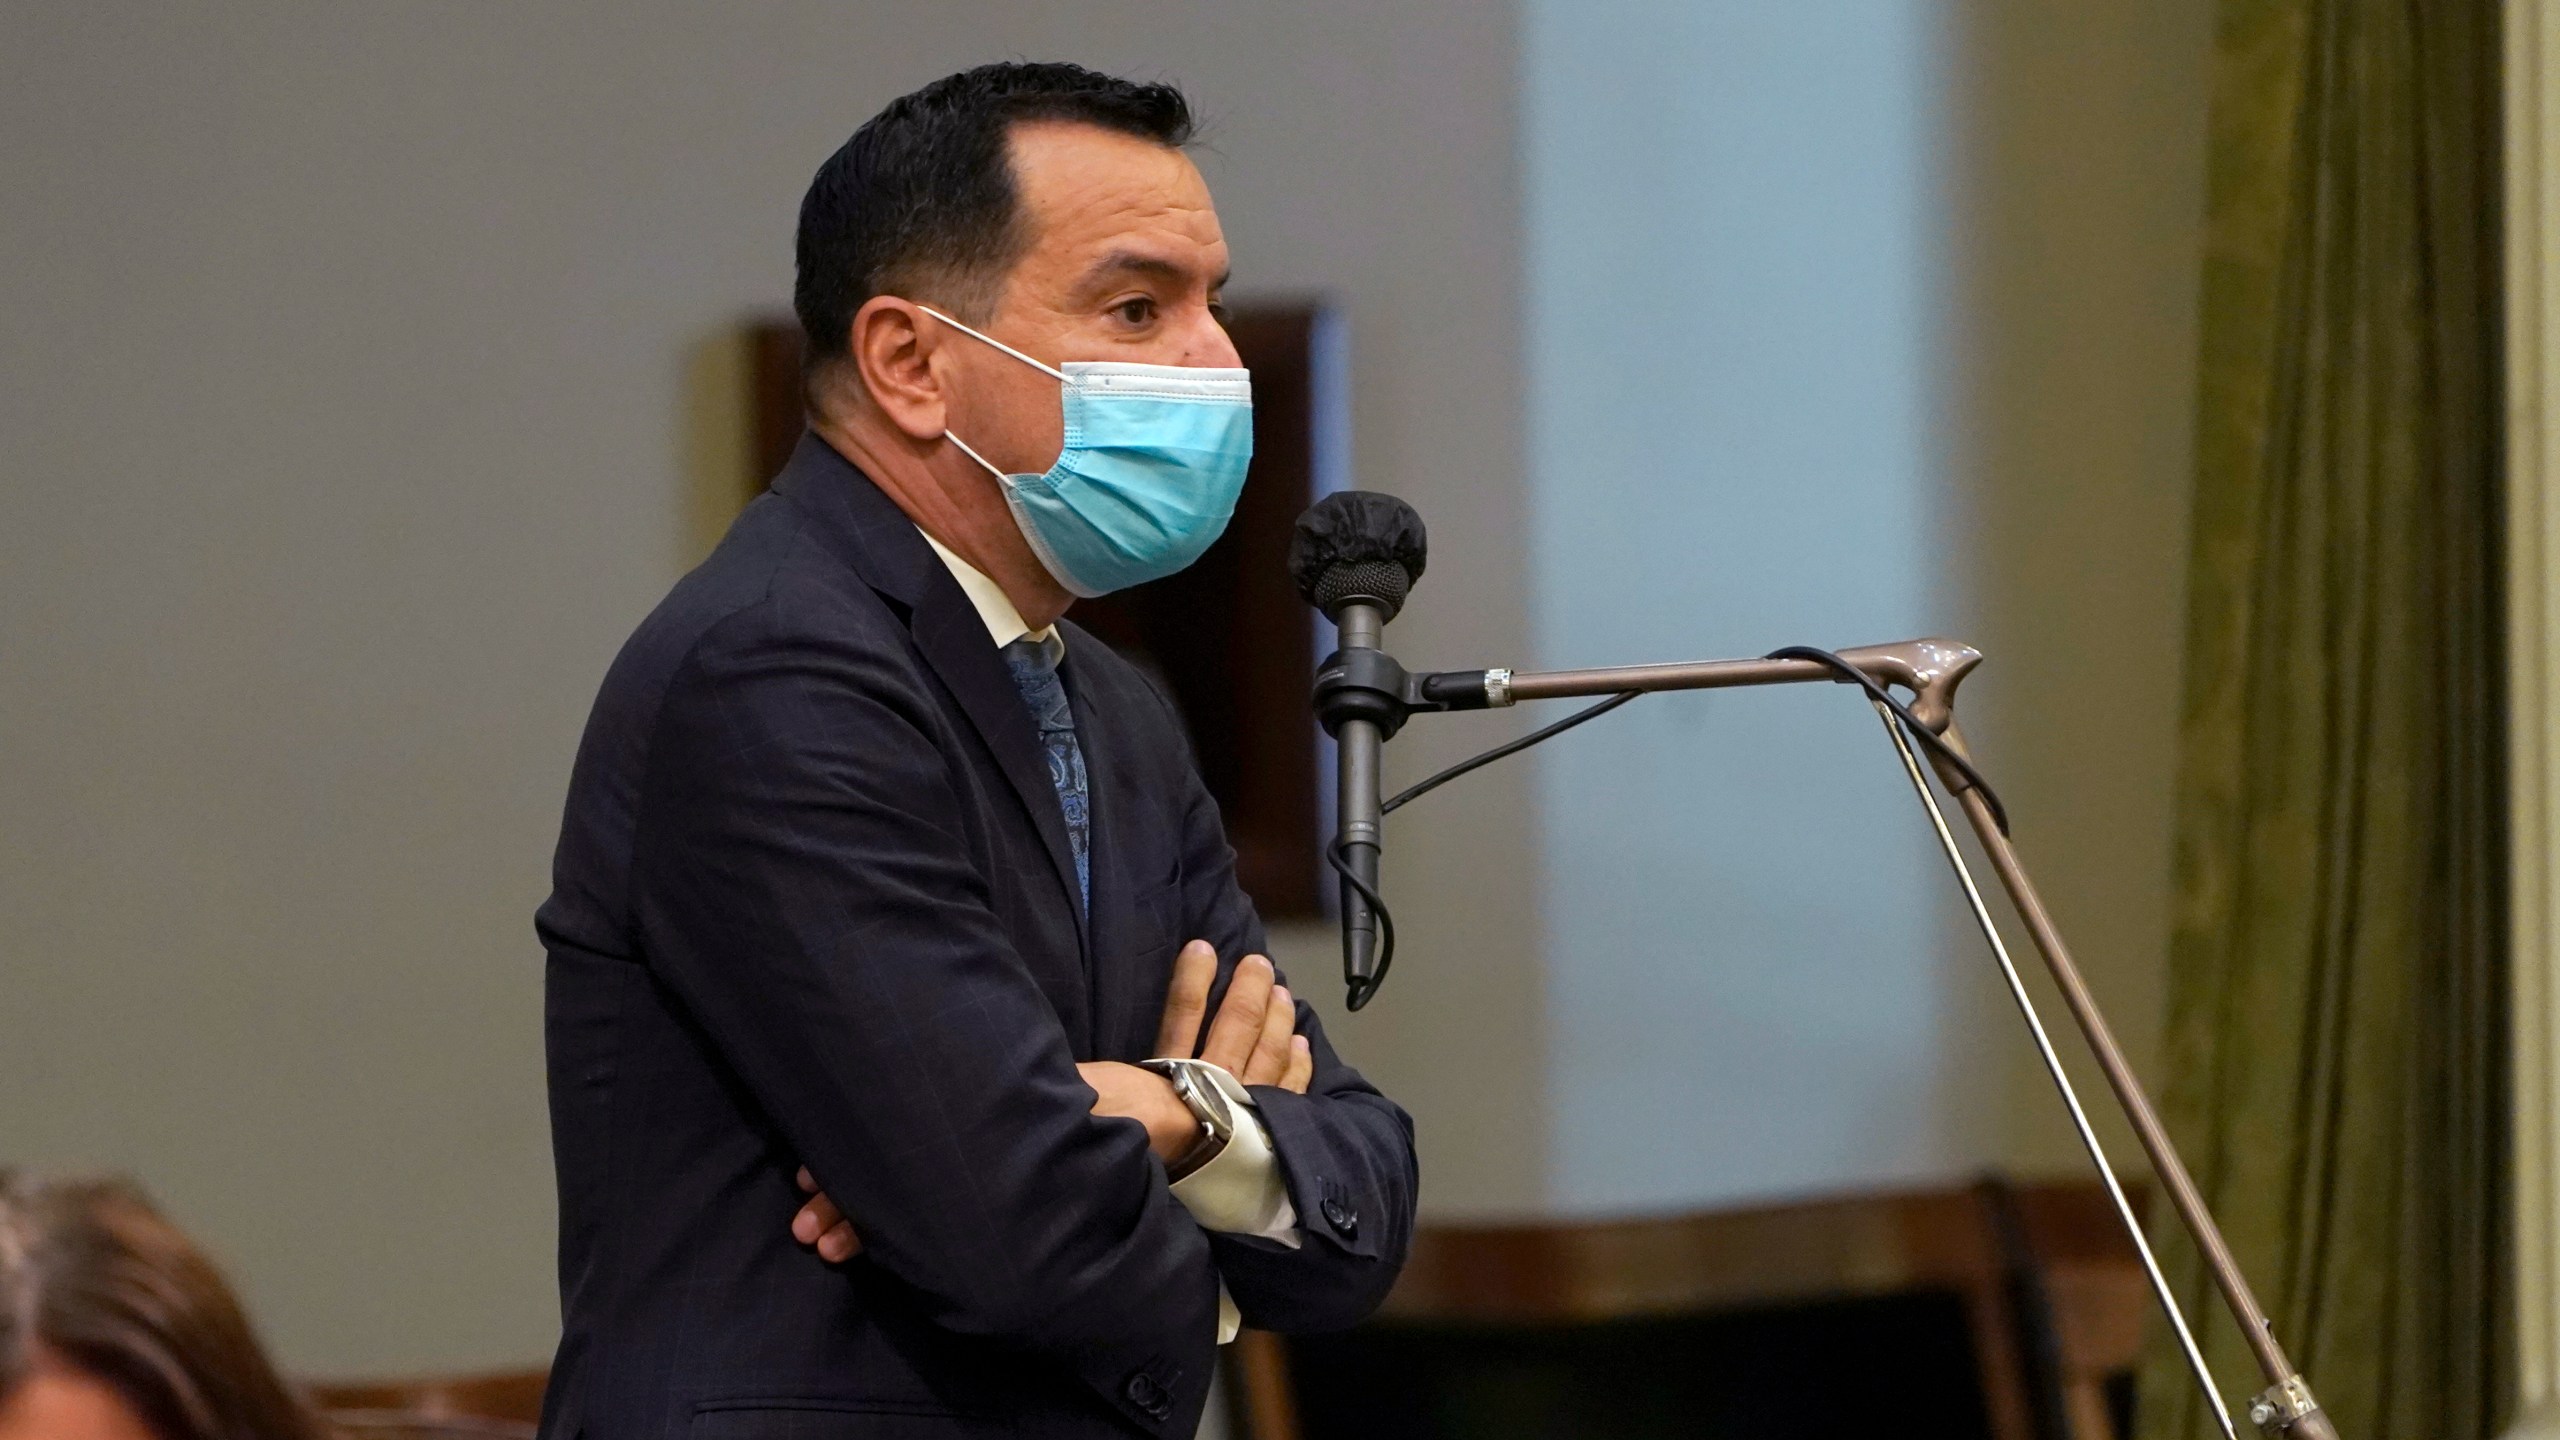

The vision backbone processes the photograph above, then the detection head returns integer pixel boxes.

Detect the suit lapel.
[767,433,1090,944]
[907,595,1089,938]
[1063,640,1136,1057]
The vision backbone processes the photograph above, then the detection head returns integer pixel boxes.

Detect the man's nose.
[1184,310,1243,369]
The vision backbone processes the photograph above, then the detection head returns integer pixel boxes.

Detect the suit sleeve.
[1166,748,1420,1334]
[630,607,1216,1436]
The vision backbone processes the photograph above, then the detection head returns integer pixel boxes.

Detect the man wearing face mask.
[534,63,1417,1440]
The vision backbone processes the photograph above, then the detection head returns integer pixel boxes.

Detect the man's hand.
[1075,1058,1202,1163]
[790,1166,861,1261]
[788,941,1314,1261]
[1154,941,1315,1090]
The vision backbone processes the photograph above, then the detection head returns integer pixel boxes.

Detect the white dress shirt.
[920,531,1300,1342]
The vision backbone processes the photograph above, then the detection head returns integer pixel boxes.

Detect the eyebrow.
[1073,249,1231,297]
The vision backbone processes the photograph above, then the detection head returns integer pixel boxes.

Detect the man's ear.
[848,296,947,442]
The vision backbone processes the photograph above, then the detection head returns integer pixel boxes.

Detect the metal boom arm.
[1410,638,2336,1440]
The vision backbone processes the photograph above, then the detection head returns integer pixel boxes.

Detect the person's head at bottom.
[0,1172,325,1440]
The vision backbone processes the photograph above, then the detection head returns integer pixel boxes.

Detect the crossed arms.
[794,940,1317,1260]
[633,612,1414,1429]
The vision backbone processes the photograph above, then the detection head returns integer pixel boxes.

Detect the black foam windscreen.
[1289,491,1429,621]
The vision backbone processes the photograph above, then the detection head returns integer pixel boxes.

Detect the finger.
[1199,956,1275,1074]
[796,1167,818,1194]
[791,1193,843,1247]
[1241,983,1296,1087]
[819,1221,863,1262]
[1155,940,1218,1057]
[1281,1034,1314,1094]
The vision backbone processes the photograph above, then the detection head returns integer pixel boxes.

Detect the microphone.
[1289,492,1429,1008]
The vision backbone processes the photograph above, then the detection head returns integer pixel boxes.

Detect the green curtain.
[2138,1,2506,1436]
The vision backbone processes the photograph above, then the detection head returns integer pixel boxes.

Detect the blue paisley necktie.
[1001,633,1089,912]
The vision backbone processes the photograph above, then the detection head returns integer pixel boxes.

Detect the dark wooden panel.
[748,323,806,484]
[1232,1179,2157,1440]
[1287,1290,1993,1440]
[306,1368,546,1427]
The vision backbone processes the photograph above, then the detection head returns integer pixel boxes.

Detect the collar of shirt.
[919,528,1058,650]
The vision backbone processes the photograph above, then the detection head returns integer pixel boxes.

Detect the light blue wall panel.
[1523,0,1968,1211]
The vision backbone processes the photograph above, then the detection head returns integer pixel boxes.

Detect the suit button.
[1125,1372,1170,1419]
[1320,1194,1358,1237]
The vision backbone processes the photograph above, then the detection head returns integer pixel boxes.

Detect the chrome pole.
[1871,701,2235,1440]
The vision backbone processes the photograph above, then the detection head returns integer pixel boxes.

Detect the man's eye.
[1114,297,1156,325]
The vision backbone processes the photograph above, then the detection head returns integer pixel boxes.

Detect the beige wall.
[1940,0,2215,1173]
[0,0,2210,1386]
[0,3,1531,1375]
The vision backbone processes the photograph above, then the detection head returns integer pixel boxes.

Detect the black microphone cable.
[1759,645,2010,835]
[1384,690,1643,816]
[1327,689,1642,1009]
[1323,644,2013,1009]
[1325,841,1393,1011]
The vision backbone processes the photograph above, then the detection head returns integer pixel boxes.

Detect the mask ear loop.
[939,428,1011,482]
[912,303,1100,597]
[915,304,1070,478]
[914,304,1068,381]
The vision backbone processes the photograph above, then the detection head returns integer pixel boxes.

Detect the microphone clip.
[1311,646,1422,739]
[1312,650,1508,739]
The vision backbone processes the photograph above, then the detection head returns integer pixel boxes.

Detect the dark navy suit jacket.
[535,434,1416,1440]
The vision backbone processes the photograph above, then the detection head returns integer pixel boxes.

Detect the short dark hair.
[794,62,1195,375]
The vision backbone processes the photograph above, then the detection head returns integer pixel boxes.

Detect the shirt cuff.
[1168,1065,1301,1246]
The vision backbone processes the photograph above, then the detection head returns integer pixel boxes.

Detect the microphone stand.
[1377,638,2333,1440]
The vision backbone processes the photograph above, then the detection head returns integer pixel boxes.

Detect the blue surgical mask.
[923,305,1254,598]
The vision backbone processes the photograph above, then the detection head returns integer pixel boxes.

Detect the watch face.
[1187,1067,1235,1134]
[1146,1059,1236,1138]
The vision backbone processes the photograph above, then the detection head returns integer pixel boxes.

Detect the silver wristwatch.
[1138,1057,1238,1181]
